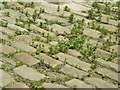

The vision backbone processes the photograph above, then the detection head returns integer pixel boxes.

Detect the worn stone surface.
[42,83,68,88]
[65,79,94,88]
[39,53,62,68]
[0,33,9,41]
[60,64,87,78]
[15,35,32,42]
[96,68,118,82]
[30,24,55,37]
[24,8,34,15]
[95,48,111,59]
[68,49,83,58]
[56,35,69,41]
[85,78,117,88]
[7,82,29,88]
[100,24,118,33]
[83,39,102,48]
[49,41,58,46]
[13,52,39,66]
[7,23,28,32]
[83,28,100,39]
[48,24,71,35]
[55,52,91,71]
[0,27,15,35]
[14,65,46,81]
[103,35,117,43]
[96,58,118,72]
[11,41,36,53]
[110,45,119,53]
[0,70,14,87]
[1,57,16,68]
[109,19,118,26]
[0,17,15,24]
[0,44,16,55]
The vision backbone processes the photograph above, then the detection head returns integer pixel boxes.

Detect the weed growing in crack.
[15,29,29,35]
[3,12,10,17]
[24,2,35,8]
[64,6,70,12]
[49,45,59,55]
[0,19,8,27]
[80,44,97,58]
[4,53,14,58]
[1,64,11,72]
[46,34,53,43]
[68,14,74,23]
[15,61,23,67]
[2,2,10,9]
[106,50,117,61]
[7,35,14,41]
[57,5,60,12]
[58,41,69,53]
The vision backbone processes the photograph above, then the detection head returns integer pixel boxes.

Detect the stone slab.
[13,65,46,81]
[0,70,14,87]
[60,64,87,78]
[13,52,39,66]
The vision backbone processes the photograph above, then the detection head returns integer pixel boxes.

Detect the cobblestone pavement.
[0,1,119,89]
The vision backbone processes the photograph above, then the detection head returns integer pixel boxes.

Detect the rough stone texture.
[0,33,9,40]
[30,24,55,37]
[1,9,25,19]
[14,65,46,81]
[49,41,58,46]
[42,83,68,88]
[109,19,118,26]
[0,70,14,87]
[13,52,39,66]
[96,58,118,72]
[55,52,91,71]
[24,8,34,15]
[0,17,15,24]
[95,48,111,59]
[100,23,118,33]
[40,13,56,21]
[96,68,118,82]
[83,39,102,48]
[65,79,94,88]
[68,49,83,58]
[83,28,100,39]
[9,2,24,11]
[32,42,50,53]
[11,41,36,53]
[36,19,46,24]
[15,35,32,42]
[85,78,117,88]
[48,24,71,35]
[7,23,28,32]
[29,33,47,42]
[103,35,117,43]
[7,82,29,88]
[0,44,16,55]
[60,65,87,78]
[56,35,69,41]
[0,27,15,35]
[39,53,62,68]
[1,57,16,68]
[41,43,50,53]
[110,45,119,53]
[40,13,68,25]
